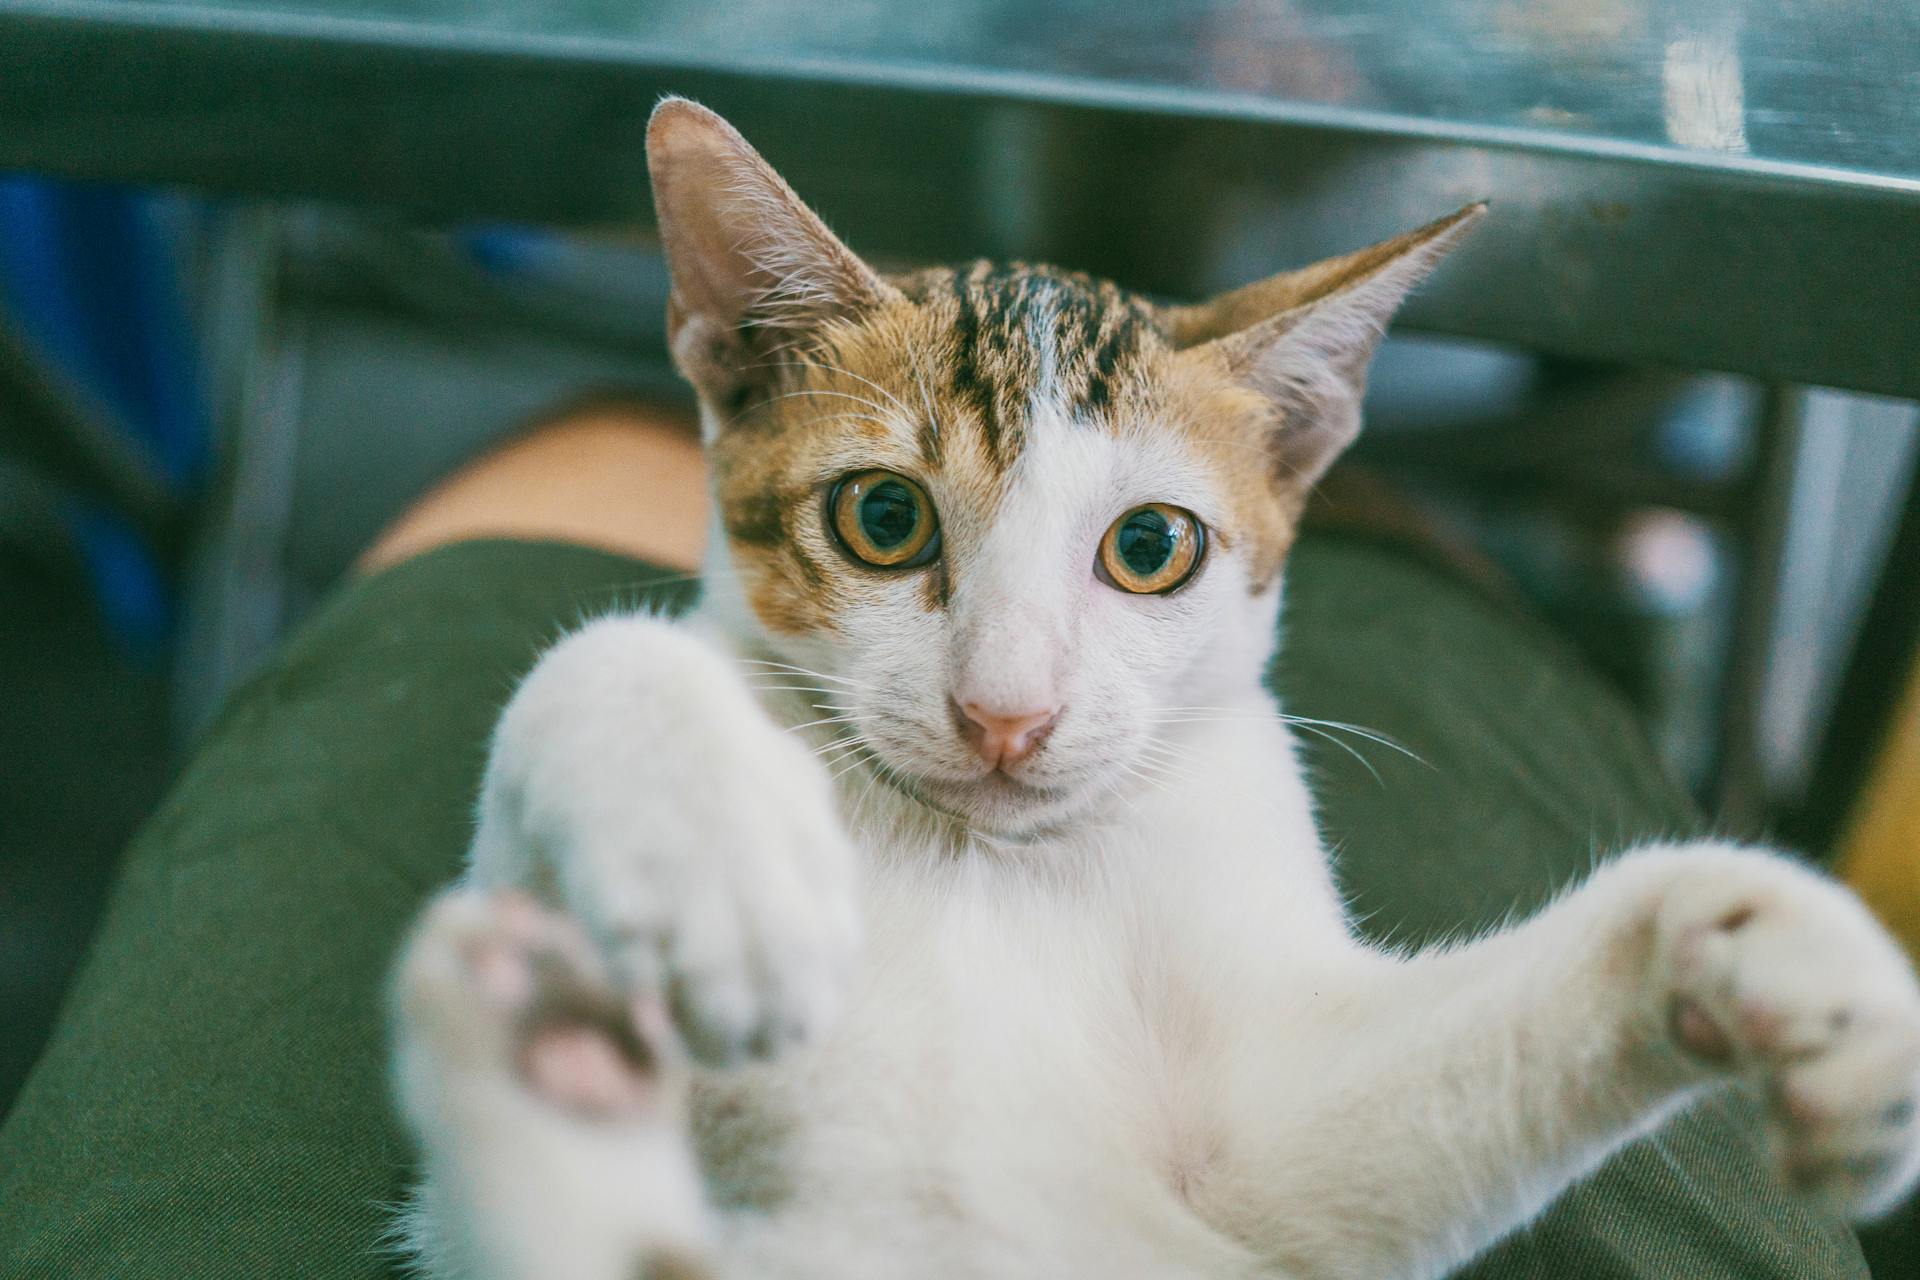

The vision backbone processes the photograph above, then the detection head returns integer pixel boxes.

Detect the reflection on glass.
[1661,34,1749,153]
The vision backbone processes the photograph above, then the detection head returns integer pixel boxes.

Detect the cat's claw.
[1653,848,1920,1219]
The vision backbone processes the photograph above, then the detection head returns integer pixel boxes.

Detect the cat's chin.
[873,763,1088,840]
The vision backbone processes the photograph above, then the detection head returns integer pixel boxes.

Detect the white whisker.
[1288,723,1387,787]
[791,360,913,420]
[788,714,864,733]
[815,739,874,765]
[1149,707,1429,768]
[726,387,901,431]
[738,659,874,690]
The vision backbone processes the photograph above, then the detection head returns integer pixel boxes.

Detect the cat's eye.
[828,470,941,569]
[1097,504,1204,595]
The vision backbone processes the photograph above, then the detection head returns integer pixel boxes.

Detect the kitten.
[388,98,1920,1280]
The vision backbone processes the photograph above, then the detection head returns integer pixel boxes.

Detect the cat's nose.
[954,700,1061,769]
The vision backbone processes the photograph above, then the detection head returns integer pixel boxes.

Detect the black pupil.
[859,482,919,549]
[1117,510,1176,577]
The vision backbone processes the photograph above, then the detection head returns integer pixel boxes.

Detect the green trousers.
[0,537,1867,1277]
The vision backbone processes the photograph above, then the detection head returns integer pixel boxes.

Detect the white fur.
[389,411,1920,1279]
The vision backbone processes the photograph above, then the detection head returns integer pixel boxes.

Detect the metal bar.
[171,204,299,747]
[0,315,185,559]
[1713,386,1807,830]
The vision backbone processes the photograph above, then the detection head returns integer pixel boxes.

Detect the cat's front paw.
[479,617,862,1069]
[393,887,670,1120]
[1652,846,1920,1218]
[390,889,717,1279]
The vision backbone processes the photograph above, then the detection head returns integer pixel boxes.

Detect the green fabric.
[0,537,1865,1278]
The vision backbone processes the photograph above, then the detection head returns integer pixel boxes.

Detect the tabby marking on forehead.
[899,262,1164,472]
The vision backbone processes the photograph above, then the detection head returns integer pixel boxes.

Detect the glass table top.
[3,0,1918,394]
[39,0,1920,185]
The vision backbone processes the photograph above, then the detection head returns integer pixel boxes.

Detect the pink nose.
[955,701,1061,768]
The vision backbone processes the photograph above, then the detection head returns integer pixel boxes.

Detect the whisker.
[1149,707,1429,768]
[1279,718,1429,767]
[748,685,853,702]
[781,359,913,420]
[737,659,874,690]
[1148,714,1378,787]
[737,356,914,417]
[1131,744,1211,788]
[1286,722,1386,787]
[1112,760,1174,800]
[910,349,941,455]
[725,387,902,432]
[788,714,864,733]
[1133,738,1305,818]
[1128,744,1213,794]
[846,753,889,805]
[814,737,874,764]
[829,745,881,784]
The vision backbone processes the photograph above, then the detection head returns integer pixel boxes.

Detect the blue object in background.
[458,222,547,276]
[0,177,211,657]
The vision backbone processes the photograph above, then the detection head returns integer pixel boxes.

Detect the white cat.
[388,99,1920,1280]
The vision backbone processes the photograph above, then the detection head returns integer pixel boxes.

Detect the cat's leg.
[1203,842,1920,1280]
[392,615,859,1275]
[466,613,861,1064]
[390,887,713,1280]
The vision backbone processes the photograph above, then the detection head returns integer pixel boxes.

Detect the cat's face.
[707,267,1298,835]
[648,99,1479,838]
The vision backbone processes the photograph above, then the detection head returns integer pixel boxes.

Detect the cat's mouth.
[848,740,1078,836]
[921,769,1063,807]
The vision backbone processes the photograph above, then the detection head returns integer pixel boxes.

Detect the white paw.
[477,617,862,1067]
[392,888,670,1119]
[391,889,720,1280]
[1652,846,1920,1218]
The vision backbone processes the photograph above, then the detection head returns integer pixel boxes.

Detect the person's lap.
[0,412,1870,1277]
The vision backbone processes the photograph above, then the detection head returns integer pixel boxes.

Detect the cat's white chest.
[703,842,1273,1279]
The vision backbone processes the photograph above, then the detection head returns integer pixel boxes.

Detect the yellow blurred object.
[1838,659,1920,964]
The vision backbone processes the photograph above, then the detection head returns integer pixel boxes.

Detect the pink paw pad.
[522,1024,660,1117]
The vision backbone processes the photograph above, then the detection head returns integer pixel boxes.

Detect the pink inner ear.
[646,98,897,357]
[647,104,773,332]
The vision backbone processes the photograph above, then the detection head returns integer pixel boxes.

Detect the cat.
[387,97,1920,1280]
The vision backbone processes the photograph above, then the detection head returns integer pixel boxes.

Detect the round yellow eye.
[1098,504,1204,594]
[828,470,940,568]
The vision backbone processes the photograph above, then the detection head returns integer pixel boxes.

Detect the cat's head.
[648,99,1480,839]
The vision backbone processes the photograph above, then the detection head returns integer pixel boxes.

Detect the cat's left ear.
[1166,204,1485,490]
[647,97,902,409]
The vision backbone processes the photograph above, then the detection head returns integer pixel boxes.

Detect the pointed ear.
[646,97,900,406]
[1167,204,1484,490]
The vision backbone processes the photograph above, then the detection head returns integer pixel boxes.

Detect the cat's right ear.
[647,98,900,409]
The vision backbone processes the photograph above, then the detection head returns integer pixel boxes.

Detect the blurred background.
[3,0,1919,1267]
